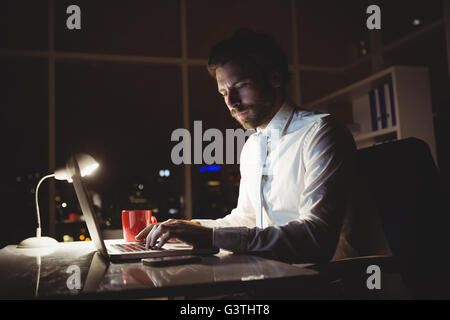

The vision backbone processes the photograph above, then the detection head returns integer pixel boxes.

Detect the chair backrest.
[355,138,449,297]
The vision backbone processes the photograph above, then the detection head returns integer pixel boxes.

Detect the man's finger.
[156,232,171,249]
[135,223,157,241]
[145,225,156,249]
[147,224,167,248]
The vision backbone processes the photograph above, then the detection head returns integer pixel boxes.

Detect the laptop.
[67,154,219,261]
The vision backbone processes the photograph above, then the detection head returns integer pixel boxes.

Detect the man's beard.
[230,88,276,130]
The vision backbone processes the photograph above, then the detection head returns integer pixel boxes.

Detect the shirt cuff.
[212,227,248,253]
[192,219,216,228]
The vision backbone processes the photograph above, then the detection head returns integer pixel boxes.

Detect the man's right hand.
[135,219,212,249]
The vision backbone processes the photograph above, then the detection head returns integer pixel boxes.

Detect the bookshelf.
[301,66,437,164]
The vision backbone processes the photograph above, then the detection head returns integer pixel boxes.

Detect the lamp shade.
[54,153,99,182]
[18,153,99,249]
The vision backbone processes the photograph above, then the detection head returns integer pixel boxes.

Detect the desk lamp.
[18,154,99,248]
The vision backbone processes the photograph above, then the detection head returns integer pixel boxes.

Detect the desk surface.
[0,242,320,299]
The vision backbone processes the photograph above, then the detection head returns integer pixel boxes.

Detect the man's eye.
[236,83,247,89]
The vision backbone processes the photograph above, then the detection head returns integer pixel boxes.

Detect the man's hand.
[135,219,213,249]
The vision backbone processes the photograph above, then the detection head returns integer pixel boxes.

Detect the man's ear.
[270,71,282,89]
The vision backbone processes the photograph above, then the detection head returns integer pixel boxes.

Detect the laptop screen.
[67,154,109,259]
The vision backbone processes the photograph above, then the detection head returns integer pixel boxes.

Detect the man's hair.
[207,28,290,87]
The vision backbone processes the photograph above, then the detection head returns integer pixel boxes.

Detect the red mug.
[121,210,157,242]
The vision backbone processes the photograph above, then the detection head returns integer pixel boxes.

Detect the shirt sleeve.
[213,116,357,263]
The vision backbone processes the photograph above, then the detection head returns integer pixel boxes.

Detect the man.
[136,29,357,264]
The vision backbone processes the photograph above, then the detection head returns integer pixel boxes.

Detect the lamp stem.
[35,174,55,238]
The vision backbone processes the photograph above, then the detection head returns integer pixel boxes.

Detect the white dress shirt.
[195,100,357,263]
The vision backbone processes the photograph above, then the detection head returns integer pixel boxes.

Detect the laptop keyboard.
[109,242,164,253]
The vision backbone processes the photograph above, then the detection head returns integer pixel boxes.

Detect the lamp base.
[18,236,58,248]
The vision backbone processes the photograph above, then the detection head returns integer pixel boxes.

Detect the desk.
[0,242,322,299]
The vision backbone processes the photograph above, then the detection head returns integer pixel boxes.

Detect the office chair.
[315,138,450,299]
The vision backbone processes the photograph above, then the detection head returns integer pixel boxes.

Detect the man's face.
[216,61,276,130]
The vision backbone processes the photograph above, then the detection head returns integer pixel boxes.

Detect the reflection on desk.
[0,242,96,298]
[0,242,320,299]
[100,252,318,298]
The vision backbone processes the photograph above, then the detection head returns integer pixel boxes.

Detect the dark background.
[1,0,448,247]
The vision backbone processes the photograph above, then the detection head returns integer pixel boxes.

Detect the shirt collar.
[256,100,295,136]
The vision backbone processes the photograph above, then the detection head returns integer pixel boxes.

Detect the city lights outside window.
[159,169,170,177]
[200,165,221,172]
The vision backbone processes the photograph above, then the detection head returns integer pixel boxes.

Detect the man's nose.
[225,89,241,110]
